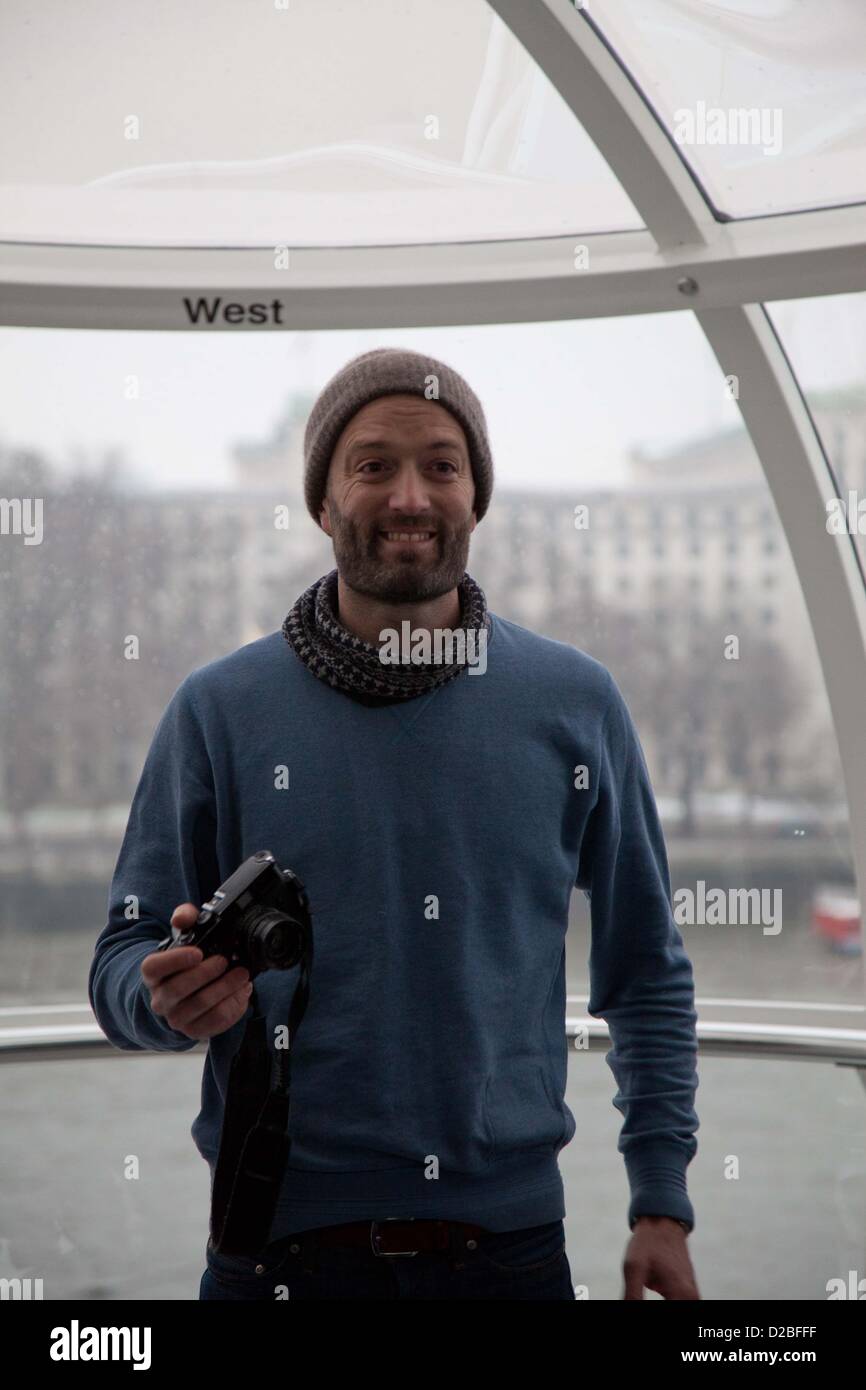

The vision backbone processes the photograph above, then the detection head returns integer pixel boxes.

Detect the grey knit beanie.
[303,346,494,528]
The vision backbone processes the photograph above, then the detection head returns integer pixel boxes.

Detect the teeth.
[381,532,435,541]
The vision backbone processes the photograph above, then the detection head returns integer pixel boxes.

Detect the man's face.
[320,394,477,604]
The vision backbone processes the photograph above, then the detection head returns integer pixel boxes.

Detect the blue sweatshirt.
[89,610,699,1238]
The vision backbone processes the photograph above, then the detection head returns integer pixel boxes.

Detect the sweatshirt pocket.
[284,1063,497,1175]
[487,1061,568,1161]
[395,1068,496,1174]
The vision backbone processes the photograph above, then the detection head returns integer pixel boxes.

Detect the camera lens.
[244,905,304,971]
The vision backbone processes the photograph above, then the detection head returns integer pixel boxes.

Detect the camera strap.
[210,941,312,1257]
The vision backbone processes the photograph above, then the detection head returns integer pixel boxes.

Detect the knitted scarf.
[281,568,491,706]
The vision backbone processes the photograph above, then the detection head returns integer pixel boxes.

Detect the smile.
[378,531,436,543]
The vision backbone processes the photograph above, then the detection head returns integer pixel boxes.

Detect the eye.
[431,460,458,473]
[358,460,386,473]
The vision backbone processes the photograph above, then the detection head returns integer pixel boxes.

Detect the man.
[89,346,700,1301]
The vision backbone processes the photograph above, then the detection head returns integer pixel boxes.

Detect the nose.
[386,465,432,516]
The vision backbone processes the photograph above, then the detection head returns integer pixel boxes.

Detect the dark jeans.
[199,1219,575,1301]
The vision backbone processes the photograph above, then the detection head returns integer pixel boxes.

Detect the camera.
[158,850,311,979]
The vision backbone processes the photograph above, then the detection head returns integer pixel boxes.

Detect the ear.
[319,495,332,536]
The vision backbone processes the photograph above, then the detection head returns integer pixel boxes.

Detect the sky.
[0,297,862,494]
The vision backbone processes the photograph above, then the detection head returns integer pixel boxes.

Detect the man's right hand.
[140,902,253,1040]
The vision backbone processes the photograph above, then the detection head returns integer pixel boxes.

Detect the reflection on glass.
[0,0,640,246]
[588,0,866,217]
[768,292,866,576]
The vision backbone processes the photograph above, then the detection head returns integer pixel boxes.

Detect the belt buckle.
[370,1218,419,1257]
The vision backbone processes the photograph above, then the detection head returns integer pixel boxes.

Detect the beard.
[325,497,473,604]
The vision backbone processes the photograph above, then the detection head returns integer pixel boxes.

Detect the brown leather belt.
[294,1218,488,1257]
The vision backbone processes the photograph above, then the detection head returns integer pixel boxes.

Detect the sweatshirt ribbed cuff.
[624,1140,695,1233]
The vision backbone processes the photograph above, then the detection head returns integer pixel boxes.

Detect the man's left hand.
[622,1216,700,1299]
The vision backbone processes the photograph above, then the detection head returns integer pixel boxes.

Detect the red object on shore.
[811,886,861,953]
